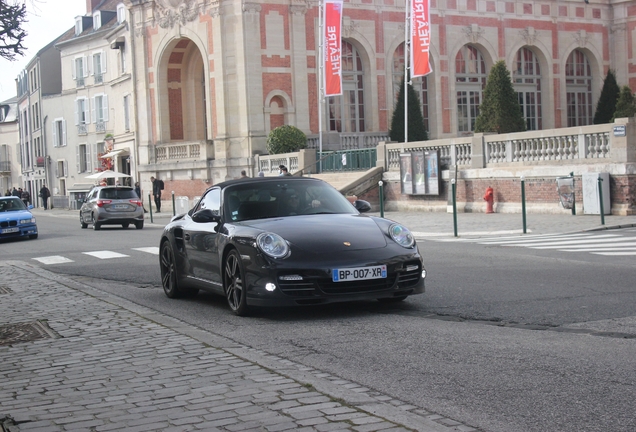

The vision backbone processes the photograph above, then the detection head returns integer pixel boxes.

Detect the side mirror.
[192,208,221,223]
[354,199,371,213]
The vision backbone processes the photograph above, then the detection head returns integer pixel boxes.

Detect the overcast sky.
[0,0,87,102]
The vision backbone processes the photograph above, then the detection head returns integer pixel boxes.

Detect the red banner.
[324,0,343,96]
[410,0,432,77]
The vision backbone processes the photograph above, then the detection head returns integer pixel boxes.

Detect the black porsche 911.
[159,177,426,315]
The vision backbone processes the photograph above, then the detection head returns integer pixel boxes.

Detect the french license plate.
[114,204,128,210]
[1,227,19,234]
[332,265,387,282]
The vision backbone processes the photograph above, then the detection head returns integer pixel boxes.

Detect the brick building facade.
[125,0,636,199]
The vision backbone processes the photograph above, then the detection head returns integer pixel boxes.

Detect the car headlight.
[257,232,289,259]
[389,223,415,248]
[20,218,35,224]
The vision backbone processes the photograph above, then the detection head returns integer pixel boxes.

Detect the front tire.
[80,213,88,229]
[160,240,182,298]
[224,249,249,316]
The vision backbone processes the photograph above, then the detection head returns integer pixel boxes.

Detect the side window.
[198,189,221,215]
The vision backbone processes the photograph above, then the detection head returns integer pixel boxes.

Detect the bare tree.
[0,0,28,61]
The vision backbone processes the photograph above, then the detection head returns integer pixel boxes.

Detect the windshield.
[99,188,138,199]
[0,198,27,212]
[224,180,357,222]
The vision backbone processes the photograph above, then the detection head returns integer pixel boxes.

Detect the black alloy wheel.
[160,241,181,298]
[224,249,249,316]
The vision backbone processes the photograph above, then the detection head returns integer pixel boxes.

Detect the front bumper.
[0,224,38,240]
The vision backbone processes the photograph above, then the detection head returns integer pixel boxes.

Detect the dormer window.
[74,17,82,36]
[93,12,102,30]
[117,3,126,24]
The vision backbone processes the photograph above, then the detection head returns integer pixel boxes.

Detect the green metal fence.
[317,148,377,173]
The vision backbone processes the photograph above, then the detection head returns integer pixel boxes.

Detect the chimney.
[86,0,102,14]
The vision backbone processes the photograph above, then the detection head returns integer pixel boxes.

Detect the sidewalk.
[33,206,636,238]
[0,261,464,432]
[370,210,636,239]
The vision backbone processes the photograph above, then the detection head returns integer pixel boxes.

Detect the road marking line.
[32,256,74,265]
[83,251,130,259]
[591,251,636,256]
[132,247,159,255]
[524,238,636,249]
[478,234,618,245]
[560,247,636,252]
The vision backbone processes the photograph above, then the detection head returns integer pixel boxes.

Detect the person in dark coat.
[21,189,30,206]
[39,185,51,210]
[150,176,164,212]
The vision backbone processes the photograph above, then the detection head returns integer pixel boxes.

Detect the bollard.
[172,191,176,216]
[378,180,384,218]
[148,193,153,223]
[597,176,605,225]
[451,178,458,237]
[570,172,576,216]
[521,176,527,234]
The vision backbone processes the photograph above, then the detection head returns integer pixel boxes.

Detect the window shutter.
[52,120,57,147]
[103,95,109,121]
[83,56,89,77]
[71,59,76,80]
[53,120,61,147]
[64,160,68,176]
[62,119,67,146]
[87,145,92,173]
[91,97,96,123]
[55,163,58,178]
[91,54,96,76]
[84,98,90,123]
[76,146,80,173]
[74,100,79,125]
[101,50,107,73]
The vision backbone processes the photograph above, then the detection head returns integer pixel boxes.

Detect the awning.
[67,183,95,192]
[100,149,124,159]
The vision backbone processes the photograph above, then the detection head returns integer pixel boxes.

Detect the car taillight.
[96,199,112,207]
[129,199,142,206]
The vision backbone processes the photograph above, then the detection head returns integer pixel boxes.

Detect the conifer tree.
[389,76,428,143]
[474,61,526,134]
[593,69,620,124]
[612,85,636,121]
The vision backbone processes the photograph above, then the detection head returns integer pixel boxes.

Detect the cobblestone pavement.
[0,261,470,432]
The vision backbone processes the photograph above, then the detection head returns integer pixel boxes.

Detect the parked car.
[159,177,426,316]
[80,185,144,230]
[0,196,38,241]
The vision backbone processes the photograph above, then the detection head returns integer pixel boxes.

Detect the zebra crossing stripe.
[477,234,618,245]
[132,247,160,255]
[526,238,636,249]
[592,251,636,256]
[83,251,130,259]
[32,256,74,265]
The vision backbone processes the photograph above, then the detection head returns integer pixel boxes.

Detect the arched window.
[327,41,365,132]
[565,49,593,127]
[161,39,208,142]
[513,47,542,130]
[455,45,486,134]
[392,43,429,131]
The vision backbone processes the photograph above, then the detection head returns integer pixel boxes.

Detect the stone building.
[123,0,636,201]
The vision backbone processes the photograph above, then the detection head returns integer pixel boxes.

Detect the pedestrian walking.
[39,185,51,210]
[150,176,164,212]
[134,182,148,213]
[21,189,30,207]
[240,170,248,178]
[12,187,20,197]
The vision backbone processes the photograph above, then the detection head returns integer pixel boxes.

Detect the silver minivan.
[80,186,144,230]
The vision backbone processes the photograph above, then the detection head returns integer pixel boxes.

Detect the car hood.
[241,214,388,251]
[0,210,33,222]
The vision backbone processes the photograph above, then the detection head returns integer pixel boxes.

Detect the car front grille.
[397,261,422,288]
[0,221,18,228]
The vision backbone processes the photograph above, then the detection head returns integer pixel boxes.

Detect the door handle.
[184,234,190,240]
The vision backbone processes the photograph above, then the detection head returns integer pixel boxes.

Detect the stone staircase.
[305,172,365,191]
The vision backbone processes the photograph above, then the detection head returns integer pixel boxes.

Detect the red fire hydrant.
[483,187,494,213]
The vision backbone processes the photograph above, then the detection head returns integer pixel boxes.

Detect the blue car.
[0,196,38,241]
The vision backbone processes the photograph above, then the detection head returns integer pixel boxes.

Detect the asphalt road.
[4,212,636,432]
